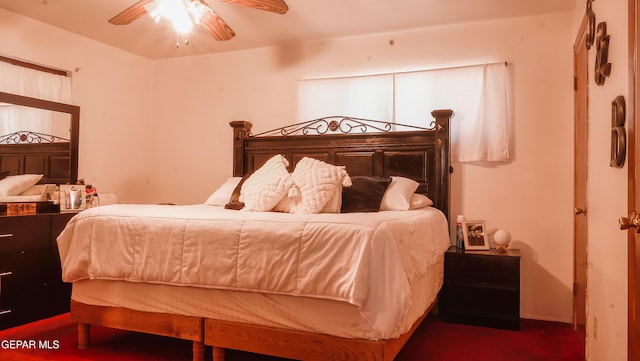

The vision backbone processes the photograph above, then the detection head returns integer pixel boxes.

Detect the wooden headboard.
[230,109,453,218]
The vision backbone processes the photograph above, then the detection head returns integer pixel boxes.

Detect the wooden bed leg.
[77,323,90,349]
[212,346,225,361]
[192,341,205,361]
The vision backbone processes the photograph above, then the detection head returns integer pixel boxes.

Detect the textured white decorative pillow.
[320,184,343,213]
[240,155,298,212]
[0,174,43,196]
[205,177,242,206]
[276,157,351,214]
[380,176,420,211]
[409,193,434,209]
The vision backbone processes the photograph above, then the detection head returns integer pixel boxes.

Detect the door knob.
[575,208,586,215]
[619,211,640,232]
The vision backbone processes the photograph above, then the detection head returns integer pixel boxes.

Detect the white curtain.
[298,74,394,121]
[297,63,510,162]
[0,60,72,137]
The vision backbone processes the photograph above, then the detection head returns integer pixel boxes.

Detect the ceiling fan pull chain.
[175,32,190,47]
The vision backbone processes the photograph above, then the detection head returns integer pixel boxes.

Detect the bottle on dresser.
[456,215,465,250]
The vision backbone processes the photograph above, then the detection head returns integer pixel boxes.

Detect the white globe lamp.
[493,229,511,252]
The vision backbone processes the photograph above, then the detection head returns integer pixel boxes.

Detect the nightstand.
[439,246,521,330]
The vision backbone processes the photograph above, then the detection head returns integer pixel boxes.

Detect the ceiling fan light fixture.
[145,0,209,35]
[109,0,288,44]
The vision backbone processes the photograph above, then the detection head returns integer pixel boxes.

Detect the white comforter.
[57,204,450,337]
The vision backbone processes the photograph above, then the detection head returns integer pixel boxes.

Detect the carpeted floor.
[0,313,584,361]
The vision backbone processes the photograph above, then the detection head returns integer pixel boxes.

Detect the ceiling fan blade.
[201,12,236,41]
[109,0,155,25]
[218,0,289,14]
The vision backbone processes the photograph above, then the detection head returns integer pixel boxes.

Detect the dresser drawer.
[0,249,49,329]
[0,213,75,330]
[442,285,520,316]
[445,252,519,288]
[0,216,51,253]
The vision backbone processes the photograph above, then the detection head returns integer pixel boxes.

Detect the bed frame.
[71,109,453,361]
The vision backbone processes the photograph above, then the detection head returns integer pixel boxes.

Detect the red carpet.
[0,313,584,361]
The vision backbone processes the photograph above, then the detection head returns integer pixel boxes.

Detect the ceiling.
[0,0,577,59]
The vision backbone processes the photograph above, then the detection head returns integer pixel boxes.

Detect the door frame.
[628,1,639,360]
[573,14,589,352]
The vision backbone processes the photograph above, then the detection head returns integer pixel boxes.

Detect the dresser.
[439,246,521,330]
[0,212,75,330]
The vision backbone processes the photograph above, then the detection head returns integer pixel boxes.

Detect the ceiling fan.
[109,0,289,42]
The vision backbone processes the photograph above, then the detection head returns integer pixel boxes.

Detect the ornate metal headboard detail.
[0,131,70,145]
[230,109,453,218]
[249,115,440,137]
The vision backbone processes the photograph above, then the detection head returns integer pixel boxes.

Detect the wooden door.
[573,15,588,351]
[628,1,640,359]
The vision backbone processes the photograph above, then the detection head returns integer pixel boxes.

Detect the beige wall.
[0,8,155,204]
[572,0,629,360]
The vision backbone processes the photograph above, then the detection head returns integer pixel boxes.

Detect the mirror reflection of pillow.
[0,174,43,196]
[20,184,47,196]
[240,155,298,212]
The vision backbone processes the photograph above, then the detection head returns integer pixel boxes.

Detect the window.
[298,62,510,162]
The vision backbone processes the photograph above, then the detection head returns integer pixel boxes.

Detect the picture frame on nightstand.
[463,220,490,250]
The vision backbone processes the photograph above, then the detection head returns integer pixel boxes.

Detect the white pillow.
[320,183,343,213]
[409,193,434,209]
[275,157,351,214]
[380,176,419,211]
[0,174,43,196]
[205,177,242,206]
[240,155,298,212]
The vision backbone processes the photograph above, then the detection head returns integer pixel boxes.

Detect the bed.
[58,109,453,361]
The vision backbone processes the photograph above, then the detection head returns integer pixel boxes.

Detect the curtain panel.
[0,60,72,136]
[298,63,510,162]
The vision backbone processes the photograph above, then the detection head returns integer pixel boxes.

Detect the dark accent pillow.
[0,171,9,181]
[341,176,392,213]
[224,174,250,210]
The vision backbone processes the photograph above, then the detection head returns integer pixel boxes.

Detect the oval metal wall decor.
[610,95,626,168]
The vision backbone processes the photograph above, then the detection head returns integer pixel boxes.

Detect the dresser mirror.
[0,91,79,185]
